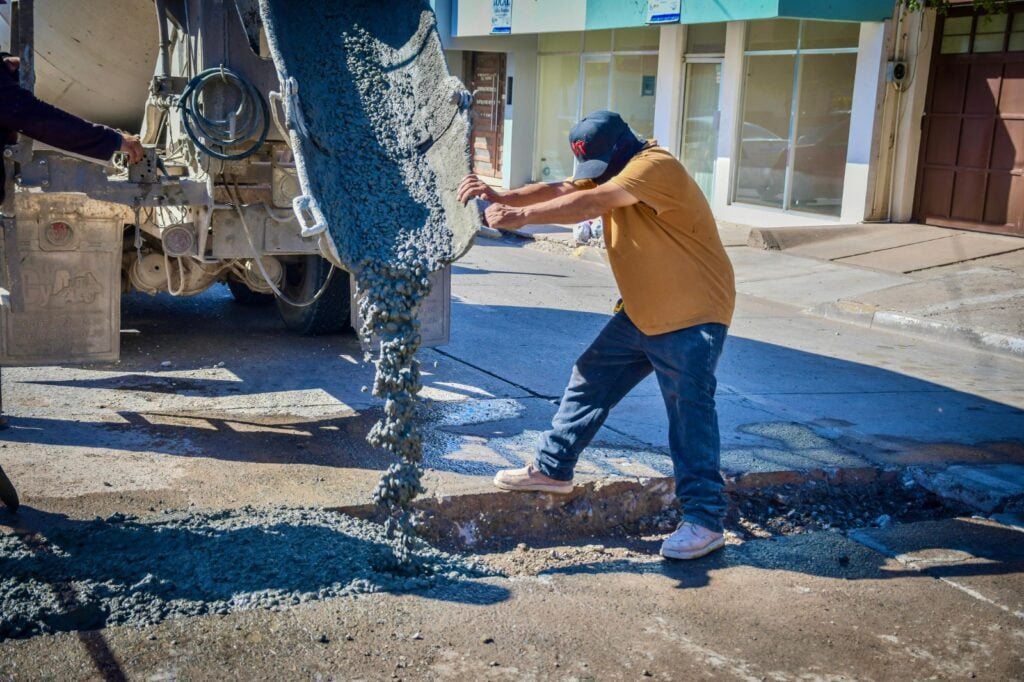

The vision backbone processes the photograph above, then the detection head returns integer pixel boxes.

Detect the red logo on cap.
[571,140,587,158]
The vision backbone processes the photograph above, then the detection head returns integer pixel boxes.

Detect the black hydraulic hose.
[178,67,270,161]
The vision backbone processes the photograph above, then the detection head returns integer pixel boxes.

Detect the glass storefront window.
[686,22,726,54]
[735,19,857,216]
[800,20,859,49]
[735,55,796,210]
[681,62,722,199]
[583,59,611,114]
[539,32,581,53]
[614,26,660,51]
[747,19,799,51]
[610,55,659,139]
[975,13,1009,52]
[1011,14,1024,51]
[535,54,580,181]
[791,53,856,215]
[941,16,973,54]
[533,29,659,181]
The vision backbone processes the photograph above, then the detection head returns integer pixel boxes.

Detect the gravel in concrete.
[0,506,492,640]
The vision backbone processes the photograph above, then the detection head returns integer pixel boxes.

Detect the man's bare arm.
[457,174,579,208]
[485,182,639,230]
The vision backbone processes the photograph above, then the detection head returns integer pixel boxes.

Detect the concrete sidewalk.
[517,221,1024,359]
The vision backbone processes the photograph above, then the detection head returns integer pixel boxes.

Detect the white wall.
[890,10,936,222]
[840,21,888,224]
[653,24,685,153]
[510,0,586,35]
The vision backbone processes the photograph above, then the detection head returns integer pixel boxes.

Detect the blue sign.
[647,0,680,24]
[491,0,512,35]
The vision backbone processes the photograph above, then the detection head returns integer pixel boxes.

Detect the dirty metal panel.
[211,206,318,258]
[0,194,127,366]
[350,267,451,349]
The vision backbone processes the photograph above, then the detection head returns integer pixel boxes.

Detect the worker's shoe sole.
[493,464,574,494]
[493,478,574,494]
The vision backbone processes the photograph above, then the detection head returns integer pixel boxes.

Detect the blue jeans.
[535,312,728,533]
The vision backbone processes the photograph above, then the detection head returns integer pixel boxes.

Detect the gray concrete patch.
[0,506,494,640]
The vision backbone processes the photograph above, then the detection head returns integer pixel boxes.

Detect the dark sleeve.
[0,69,122,161]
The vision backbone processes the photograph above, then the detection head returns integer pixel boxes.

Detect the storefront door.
[466,52,506,179]
[915,9,1024,236]
[680,60,723,199]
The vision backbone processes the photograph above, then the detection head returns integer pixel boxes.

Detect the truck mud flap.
[0,195,127,366]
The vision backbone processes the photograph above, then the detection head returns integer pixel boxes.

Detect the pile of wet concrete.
[0,507,491,640]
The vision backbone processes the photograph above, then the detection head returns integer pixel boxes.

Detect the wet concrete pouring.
[259,0,478,564]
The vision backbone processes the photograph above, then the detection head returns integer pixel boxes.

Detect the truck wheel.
[276,255,352,335]
[0,464,19,513]
[226,278,274,306]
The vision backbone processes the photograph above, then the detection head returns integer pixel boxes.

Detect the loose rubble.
[647,479,968,539]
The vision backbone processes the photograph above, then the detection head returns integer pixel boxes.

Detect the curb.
[809,300,1024,360]
[340,465,900,551]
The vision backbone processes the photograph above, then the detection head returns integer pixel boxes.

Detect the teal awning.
[674,0,894,25]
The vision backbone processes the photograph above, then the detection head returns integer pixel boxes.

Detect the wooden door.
[915,8,1024,236]
[465,52,506,179]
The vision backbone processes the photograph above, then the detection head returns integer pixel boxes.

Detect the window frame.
[533,28,660,181]
[732,20,859,215]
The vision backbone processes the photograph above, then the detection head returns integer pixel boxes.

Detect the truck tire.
[0,464,19,513]
[276,255,352,335]
[226,278,274,306]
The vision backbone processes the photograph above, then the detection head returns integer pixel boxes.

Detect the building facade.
[432,0,1024,237]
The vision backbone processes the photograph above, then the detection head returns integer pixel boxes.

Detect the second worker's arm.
[458,173,581,208]
[0,57,139,163]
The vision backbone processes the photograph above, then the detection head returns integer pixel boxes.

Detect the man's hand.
[458,173,504,205]
[483,203,527,231]
[3,56,20,77]
[119,134,144,165]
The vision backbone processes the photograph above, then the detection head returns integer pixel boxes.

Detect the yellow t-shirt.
[597,143,735,335]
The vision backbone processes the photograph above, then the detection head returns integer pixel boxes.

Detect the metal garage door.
[915,8,1024,237]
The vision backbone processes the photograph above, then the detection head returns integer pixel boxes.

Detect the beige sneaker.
[493,463,574,494]
[659,522,725,560]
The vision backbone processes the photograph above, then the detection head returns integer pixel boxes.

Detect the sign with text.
[491,0,512,34]
[647,0,680,24]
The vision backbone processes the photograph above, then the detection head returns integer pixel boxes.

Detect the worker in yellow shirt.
[458,110,735,560]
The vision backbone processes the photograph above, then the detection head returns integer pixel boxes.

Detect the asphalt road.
[0,235,1022,679]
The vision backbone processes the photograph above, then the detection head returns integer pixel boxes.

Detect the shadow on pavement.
[536,518,1024,589]
[1,294,1020,480]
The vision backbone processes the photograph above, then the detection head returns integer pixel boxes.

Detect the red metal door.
[915,9,1024,236]
[465,52,506,179]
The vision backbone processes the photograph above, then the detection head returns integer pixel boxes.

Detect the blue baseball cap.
[569,111,644,181]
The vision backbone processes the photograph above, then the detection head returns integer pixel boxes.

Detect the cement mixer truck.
[0,0,471,366]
